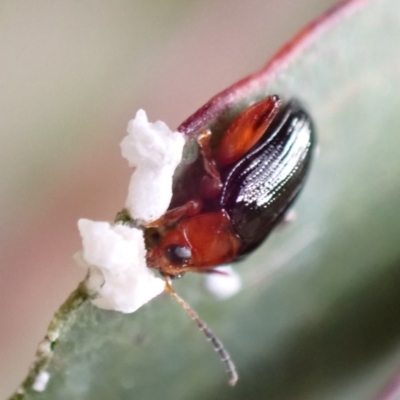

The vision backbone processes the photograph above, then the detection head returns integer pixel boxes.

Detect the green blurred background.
[0,1,338,397]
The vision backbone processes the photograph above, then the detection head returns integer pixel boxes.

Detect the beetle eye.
[164,244,192,265]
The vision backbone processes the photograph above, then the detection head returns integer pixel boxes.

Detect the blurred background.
[0,0,338,397]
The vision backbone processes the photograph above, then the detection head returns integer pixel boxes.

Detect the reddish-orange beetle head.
[146,211,241,277]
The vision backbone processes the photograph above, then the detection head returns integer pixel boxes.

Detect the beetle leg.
[197,130,221,180]
[197,130,223,199]
[189,267,229,276]
[146,199,203,228]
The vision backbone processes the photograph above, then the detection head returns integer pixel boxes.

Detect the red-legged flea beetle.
[145,95,315,386]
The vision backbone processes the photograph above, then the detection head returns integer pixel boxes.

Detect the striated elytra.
[222,98,315,257]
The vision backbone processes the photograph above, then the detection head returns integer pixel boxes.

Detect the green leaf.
[10,0,400,399]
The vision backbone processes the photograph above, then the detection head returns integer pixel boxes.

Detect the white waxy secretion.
[32,371,50,392]
[77,219,165,313]
[204,266,242,300]
[120,109,185,223]
[76,110,185,313]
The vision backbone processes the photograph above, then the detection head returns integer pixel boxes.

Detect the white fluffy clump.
[120,109,185,222]
[77,219,165,313]
[75,110,184,313]
[205,266,242,300]
[32,371,50,392]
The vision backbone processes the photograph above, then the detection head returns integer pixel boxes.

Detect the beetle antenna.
[164,279,238,386]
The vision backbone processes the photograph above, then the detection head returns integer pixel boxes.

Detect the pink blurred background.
[0,1,337,397]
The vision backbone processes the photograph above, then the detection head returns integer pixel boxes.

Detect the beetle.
[146,95,315,277]
[144,95,315,386]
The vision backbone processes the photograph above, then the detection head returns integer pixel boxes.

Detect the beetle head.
[146,211,241,277]
[146,225,194,277]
